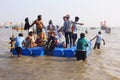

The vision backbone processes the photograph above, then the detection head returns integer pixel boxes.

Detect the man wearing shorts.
[30,15,44,35]
[14,33,26,57]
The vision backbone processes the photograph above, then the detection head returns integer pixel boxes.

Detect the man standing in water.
[90,31,105,49]
[14,33,26,57]
[76,33,88,61]
[30,15,44,35]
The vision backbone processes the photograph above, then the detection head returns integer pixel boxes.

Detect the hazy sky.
[0,0,120,27]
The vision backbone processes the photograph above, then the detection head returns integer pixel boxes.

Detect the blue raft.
[12,41,92,57]
[12,47,44,57]
[53,41,92,57]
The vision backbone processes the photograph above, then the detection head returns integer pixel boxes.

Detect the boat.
[90,27,96,30]
[12,41,92,58]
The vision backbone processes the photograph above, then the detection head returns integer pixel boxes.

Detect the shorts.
[72,33,77,40]
[37,29,42,35]
[15,47,22,54]
[76,51,87,61]
[93,43,100,49]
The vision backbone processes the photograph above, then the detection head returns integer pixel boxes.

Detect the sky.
[0,0,120,27]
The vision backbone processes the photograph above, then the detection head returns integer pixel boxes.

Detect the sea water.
[0,27,120,80]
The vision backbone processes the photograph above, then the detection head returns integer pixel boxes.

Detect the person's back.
[15,35,25,48]
[64,19,72,32]
[25,31,36,48]
[14,33,25,57]
[96,34,102,43]
[90,31,105,49]
[77,38,88,51]
[76,33,88,61]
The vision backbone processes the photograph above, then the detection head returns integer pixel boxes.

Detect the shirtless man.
[30,15,44,35]
[25,31,36,48]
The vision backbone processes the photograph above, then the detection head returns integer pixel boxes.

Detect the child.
[90,31,105,49]
[9,35,15,52]
[76,33,88,61]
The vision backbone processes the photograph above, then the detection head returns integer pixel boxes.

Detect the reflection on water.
[0,27,120,80]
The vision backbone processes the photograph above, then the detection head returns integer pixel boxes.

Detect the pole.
[21,22,23,34]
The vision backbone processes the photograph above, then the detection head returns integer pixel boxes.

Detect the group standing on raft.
[9,14,106,62]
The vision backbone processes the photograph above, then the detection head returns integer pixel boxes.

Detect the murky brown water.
[0,27,120,80]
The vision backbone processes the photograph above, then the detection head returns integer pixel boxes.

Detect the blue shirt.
[14,36,25,48]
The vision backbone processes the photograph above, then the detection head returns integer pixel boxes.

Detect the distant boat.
[5,26,9,28]
[105,27,111,33]
[12,25,24,30]
[90,27,96,30]
[100,21,111,33]
[101,26,106,30]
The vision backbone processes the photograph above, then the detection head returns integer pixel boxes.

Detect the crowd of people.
[10,14,106,62]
